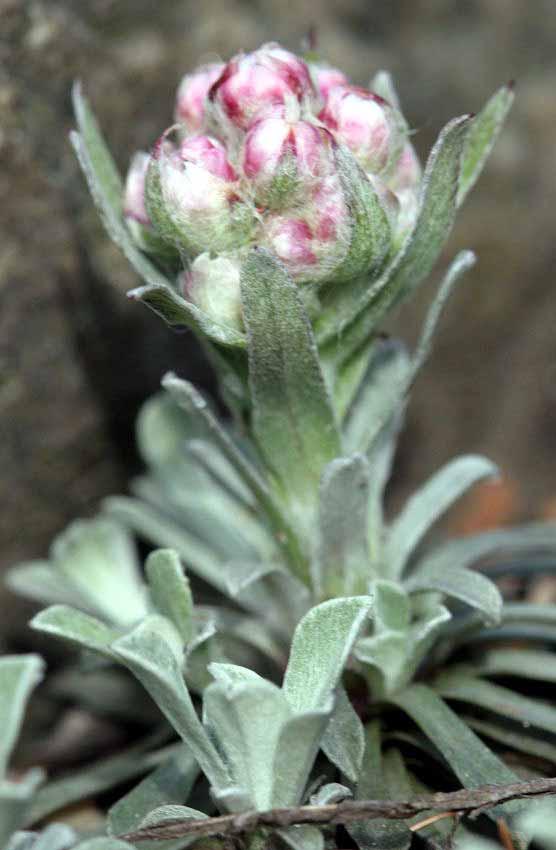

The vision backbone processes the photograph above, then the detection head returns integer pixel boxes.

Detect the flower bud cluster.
[123,43,421,330]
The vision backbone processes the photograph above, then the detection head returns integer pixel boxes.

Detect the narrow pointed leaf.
[386,455,498,578]
[317,115,472,348]
[457,83,515,206]
[463,715,556,766]
[475,648,556,683]
[313,454,372,598]
[278,826,324,850]
[393,684,519,817]
[5,561,85,609]
[0,655,44,777]
[284,597,373,713]
[272,704,333,807]
[435,672,556,736]
[240,249,340,511]
[161,374,305,576]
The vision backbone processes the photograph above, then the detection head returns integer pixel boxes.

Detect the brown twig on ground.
[121,776,556,842]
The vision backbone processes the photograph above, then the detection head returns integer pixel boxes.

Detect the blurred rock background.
[1,0,555,633]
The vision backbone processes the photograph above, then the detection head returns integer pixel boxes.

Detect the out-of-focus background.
[2,0,556,634]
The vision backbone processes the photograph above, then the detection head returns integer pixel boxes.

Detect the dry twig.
[121,776,556,842]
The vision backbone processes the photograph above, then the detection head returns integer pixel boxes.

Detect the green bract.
[7,44,556,850]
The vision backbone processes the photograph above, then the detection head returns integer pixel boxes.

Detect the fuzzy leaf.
[313,454,372,598]
[310,783,352,805]
[49,518,147,626]
[146,550,194,645]
[278,826,324,850]
[5,561,85,609]
[283,597,373,713]
[393,684,519,817]
[332,144,391,282]
[31,605,119,659]
[161,374,305,577]
[407,565,502,624]
[71,84,244,347]
[272,706,333,808]
[386,455,498,578]
[25,826,76,850]
[343,339,410,455]
[73,841,135,850]
[475,648,556,683]
[108,746,199,838]
[464,714,556,766]
[320,686,365,782]
[317,115,472,350]
[435,672,556,736]
[241,249,340,527]
[112,616,229,790]
[457,83,515,206]
[0,656,44,777]
[0,771,44,846]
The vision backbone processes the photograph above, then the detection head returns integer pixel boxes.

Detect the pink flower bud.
[146,132,255,256]
[308,62,349,102]
[181,252,243,331]
[264,174,350,283]
[179,135,237,181]
[175,62,225,132]
[124,152,150,226]
[319,85,404,175]
[242,116,334,208]
[209,42,314,130]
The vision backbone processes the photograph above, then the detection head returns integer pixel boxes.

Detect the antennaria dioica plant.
[5,41,556,850]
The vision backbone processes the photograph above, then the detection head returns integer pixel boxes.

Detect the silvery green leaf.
[464,714,556,765]
[111,616,229,791]
[332,144,391,282]
[146,550,194,645]
[393,684,519,817]
[407,565,502,624]
[518,798,556,849]
[240,249,340,550]
[0,771,45,846]
[31,605,120,660]
[108,746,199,838]
[21,826,76,850]
[374,580,411,631]
[272,703,333,809]
[316,115,472,350]
[70,84,244,348]
[435,671,556,736]
[49,518,147,626]
[161,374,304,576]
[224,562,311,637]
[277,826,324,850]
[27,735,176,825]
[186,438,254,507]
[310,783,352,805]
[104,496,232,597]
[348,721,411,850]
[457,83,515,206]
[202,676,286,809]
[355,632,408,696]
[200,608,286,667]
[313,454,372,599]
[5,561,85,609]
[320,687,365,783]
[137,805,207,828]
[413,523,556,583]
[475,648,556,683]
[283,597,373,714]
[361,251,475,472]
[343,339,410,455]
[386,455,498,579]
[0,655,44,777]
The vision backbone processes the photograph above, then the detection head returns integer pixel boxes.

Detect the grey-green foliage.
[9,59,552,850]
